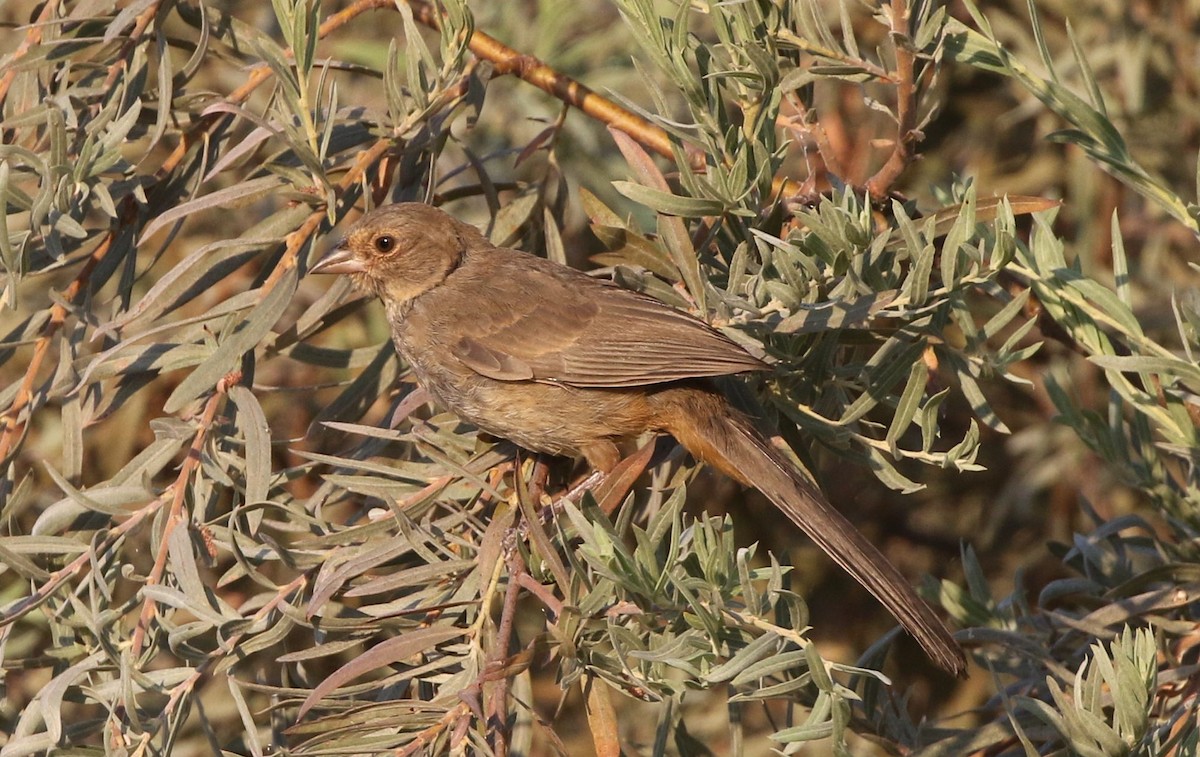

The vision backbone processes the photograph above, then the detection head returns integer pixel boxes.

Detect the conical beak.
[310,243,366,275]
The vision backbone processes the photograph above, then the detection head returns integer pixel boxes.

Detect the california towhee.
[311,202,966,676]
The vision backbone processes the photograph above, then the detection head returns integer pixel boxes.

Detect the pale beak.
[310,243,367,275]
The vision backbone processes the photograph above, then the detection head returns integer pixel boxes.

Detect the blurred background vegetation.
[1,0,1198,754]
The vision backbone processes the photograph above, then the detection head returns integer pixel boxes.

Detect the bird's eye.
[374,235,395,253]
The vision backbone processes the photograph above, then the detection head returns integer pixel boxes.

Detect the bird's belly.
[411,359,648,457]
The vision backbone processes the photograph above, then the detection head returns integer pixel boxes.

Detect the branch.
[865,0,919,196]
[129,370,239,659]
[402,0,706,175]
[0,1,59,110]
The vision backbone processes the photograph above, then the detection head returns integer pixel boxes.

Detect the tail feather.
[658,387,966,676]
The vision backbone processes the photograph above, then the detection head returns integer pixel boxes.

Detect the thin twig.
[516,572,563,619]
[0,228,118,463]
[0,487,161,628]
[486,536,525,757]
[865,0,918,196]
[402,0,705,175]
[395,702,471,756]
[101,0,163,92]
[780,92,842,192]
[129,370,240,659]
[0,0,59,108]
[401,0,808,198]
[155,575,308,725]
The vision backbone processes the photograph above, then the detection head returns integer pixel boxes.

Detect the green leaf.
[164,269,298,413]
[611,181,727,217]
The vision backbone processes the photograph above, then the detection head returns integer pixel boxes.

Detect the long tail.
[653,385,966,677]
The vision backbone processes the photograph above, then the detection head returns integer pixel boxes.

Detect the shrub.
[0,1,1196,754]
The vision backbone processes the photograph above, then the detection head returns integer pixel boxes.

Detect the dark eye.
[374,235,395,253]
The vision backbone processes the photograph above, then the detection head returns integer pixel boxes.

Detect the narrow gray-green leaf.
[141,176,286,242]
[297,626,468,717]
[612,181,727,217]
[228,385,272,505]
[164,269,298,413]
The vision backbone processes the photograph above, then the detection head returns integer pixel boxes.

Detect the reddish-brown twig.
[402,0,808,200]
[129,370,240,659]
[865,0,919,197]
[401,0,706,176]
[0,1,59,107]
[0,483,160,629]
[0,228,117,464]
[484,536,526,757]
[394,701,471,756]
[101,1,163,92]
[154,574,308,727]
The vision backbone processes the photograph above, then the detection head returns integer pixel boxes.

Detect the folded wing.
[447,254,767,388]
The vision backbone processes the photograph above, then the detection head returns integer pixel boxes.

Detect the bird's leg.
[527,438,661,527]
[582,440,622,473]
[589,437,661,516]
[473,443,658,750]
[507,448,552,511]
[473,440,658,752]
[526,454,552,506]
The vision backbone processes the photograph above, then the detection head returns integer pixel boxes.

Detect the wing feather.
[444,248,768,387]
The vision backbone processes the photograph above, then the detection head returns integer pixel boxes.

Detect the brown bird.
[311,202,966,676]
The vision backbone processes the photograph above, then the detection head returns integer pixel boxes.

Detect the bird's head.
[310,203,479,304]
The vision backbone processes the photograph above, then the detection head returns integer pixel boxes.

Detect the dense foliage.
[1,0,1197,754]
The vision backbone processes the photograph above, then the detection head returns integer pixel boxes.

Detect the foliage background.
[1,0,1198,755]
